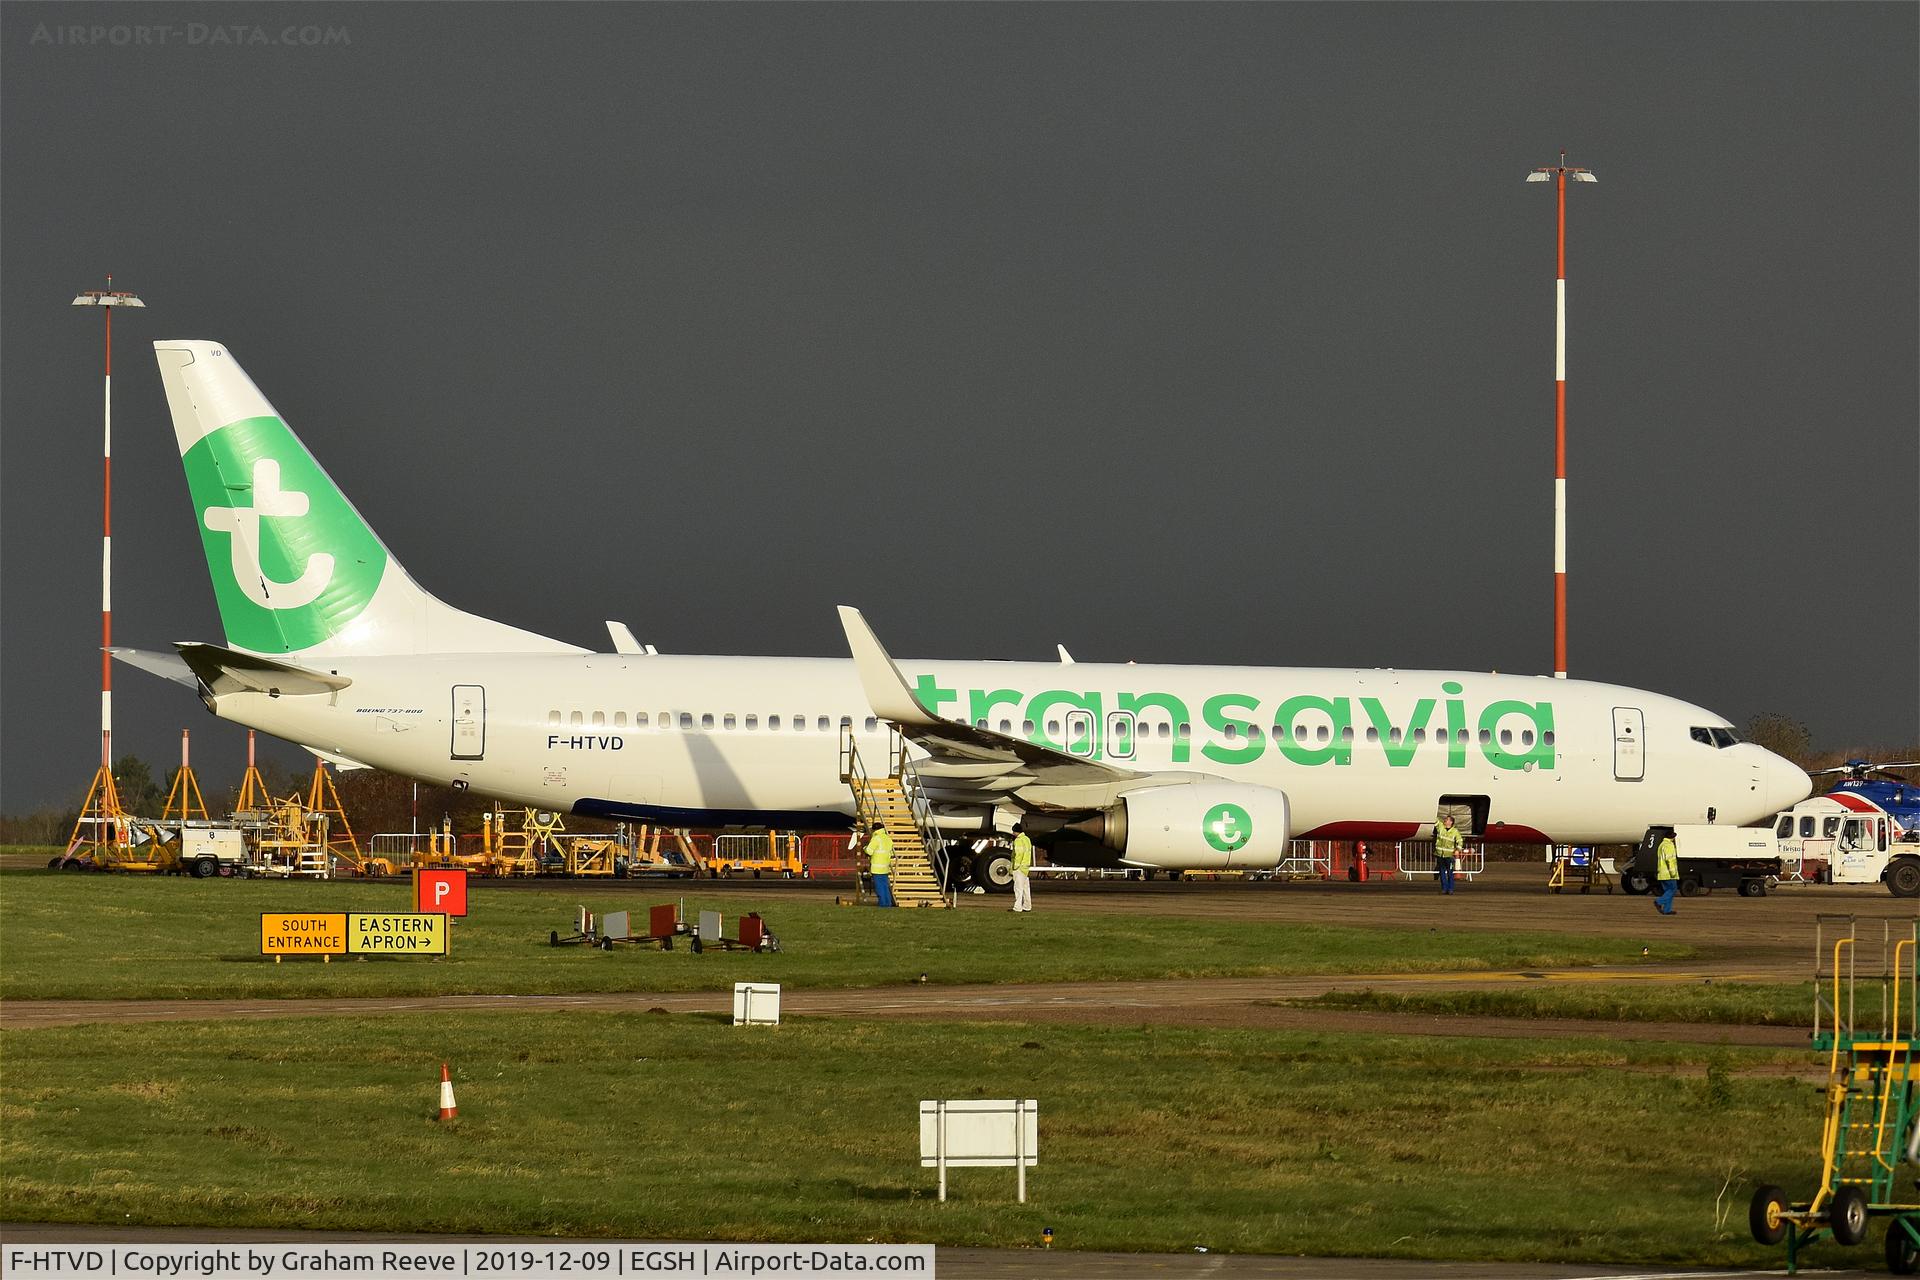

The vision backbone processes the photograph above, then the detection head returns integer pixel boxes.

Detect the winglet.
[1057,644,1075,664]
[837,606,936,726]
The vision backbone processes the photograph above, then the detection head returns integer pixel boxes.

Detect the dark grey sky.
[4,3,1916,812]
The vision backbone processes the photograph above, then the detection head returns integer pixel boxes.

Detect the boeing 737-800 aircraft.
[115,340,1811,882]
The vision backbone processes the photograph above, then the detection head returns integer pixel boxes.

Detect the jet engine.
[1063,780,1292,870]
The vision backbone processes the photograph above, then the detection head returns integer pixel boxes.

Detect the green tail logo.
[182,416,386,652]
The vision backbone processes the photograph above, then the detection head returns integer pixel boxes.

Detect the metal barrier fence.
[370,833,427,861]
[1394,839,1486,880]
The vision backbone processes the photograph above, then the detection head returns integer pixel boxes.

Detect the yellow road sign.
[261,913,347,955]
[346,913,448,955]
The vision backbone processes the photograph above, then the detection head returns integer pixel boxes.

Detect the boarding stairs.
[840,726,953,909]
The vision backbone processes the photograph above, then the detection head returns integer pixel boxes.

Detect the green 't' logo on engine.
[181,416,386,653]
[1203,802,1252,853]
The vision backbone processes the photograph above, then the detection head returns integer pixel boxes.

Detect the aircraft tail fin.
[153,341,583,659]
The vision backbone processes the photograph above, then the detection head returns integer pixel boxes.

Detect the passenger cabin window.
[701,714,715,730]
[547,711,561,726]
[1777,815,1794,839]
[864,717,878,733]
[1046,719,1060,737]
[1823,817,1842,838]
[1176,723,1191,741]
[818,717,830,732]
[592,712,606,727]
[999,719,1013,734]
[1022,720,1036,737]
[768,715,780,730]
[1799,816,1815,838]
[679,713,693,730]
[723,714,736,730]
[614,712,627,727]
[570,711,584,727]
[635,713,649,728]
[745,715,758,730]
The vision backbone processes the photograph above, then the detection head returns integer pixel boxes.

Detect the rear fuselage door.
[1612,707,1644,782]
[452,685,486,760]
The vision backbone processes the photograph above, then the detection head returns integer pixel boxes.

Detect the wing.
[837,606,1142,796]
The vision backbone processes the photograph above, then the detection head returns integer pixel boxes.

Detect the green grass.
[1285,982,1818,1027]
[0,875,1691,1001]
[0,1013,1824,1265]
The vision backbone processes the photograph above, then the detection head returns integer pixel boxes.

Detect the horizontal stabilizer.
[108,647,198,688]
[175,642,353,697]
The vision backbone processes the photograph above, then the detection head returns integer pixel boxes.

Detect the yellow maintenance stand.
[1752,914,1920,1273]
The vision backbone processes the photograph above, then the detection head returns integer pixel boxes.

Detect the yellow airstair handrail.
[1811,935,1859,1216]
[1872,937,1914,1173]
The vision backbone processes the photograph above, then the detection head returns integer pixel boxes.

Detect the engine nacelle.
[1070,780,1292,870]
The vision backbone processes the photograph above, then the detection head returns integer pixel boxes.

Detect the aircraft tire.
[1749,1184,1789,1246]
[1888,859,1920,898]
[1831,1184,1870,1247]
[973,851,1014,894]
[1888,1220,1920,1274]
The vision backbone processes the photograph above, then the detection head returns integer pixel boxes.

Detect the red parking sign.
[413,869,468,917]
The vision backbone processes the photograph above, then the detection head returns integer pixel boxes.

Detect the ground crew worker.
[1653,831,1680,915]
[1010,824,1034,913]
[867,823,895,908]
[1434,814,1463,895]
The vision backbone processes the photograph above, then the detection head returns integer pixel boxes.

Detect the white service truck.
[1770,798,1920,896]
[1623,825,1783,898]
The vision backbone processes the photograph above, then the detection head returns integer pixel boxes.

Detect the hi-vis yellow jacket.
[1012,833,1034,872]
[1656,836,1678,880]
[867,827,893,875]
[1435,823,1464,859]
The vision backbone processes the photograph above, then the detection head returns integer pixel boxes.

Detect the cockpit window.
[1691,726,1739,748]
[1691,727,1714,746]
[1710,727,1739,748]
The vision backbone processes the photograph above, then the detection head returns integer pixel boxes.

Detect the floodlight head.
[72,293,145,308]
[1525,171,1552,183]
[1573,171,1598,183]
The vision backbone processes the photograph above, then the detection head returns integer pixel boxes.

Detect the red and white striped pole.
[72,280,145,764]
[1526,154,1595,680]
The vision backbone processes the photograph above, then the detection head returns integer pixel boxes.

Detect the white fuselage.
[211,652,1808,847]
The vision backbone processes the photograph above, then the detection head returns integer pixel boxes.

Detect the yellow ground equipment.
[707,831,804,878]
[481,808,562,876]
[628,825,702,877]
[305,760,361,863]
[1751,914,1920,1273]
[248,794,333,878]
[840,725,952,908]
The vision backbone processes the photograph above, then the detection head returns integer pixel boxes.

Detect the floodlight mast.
[1525,151,1596,680]
[70,278,146,769]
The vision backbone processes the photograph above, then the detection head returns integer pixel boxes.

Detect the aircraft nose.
[1768,753,1813,810]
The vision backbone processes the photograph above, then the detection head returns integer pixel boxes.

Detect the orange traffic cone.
[438,1062,458,1121]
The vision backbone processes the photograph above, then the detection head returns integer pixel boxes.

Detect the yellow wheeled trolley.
[1751,914,1920,1273]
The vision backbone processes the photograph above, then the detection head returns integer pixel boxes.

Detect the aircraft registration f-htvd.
[116,339,1812,884]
